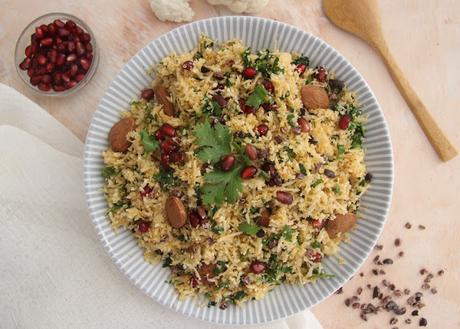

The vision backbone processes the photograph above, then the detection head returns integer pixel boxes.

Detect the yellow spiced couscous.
[102,35,370,308]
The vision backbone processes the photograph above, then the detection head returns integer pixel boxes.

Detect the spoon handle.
[376,43,457,161]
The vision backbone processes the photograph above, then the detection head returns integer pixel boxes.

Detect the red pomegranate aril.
[137,220,151,233]
[55,37,63,45]
[37,83,51,91]
[221,154,236,171]
[276,191,293,205]
[81,32,91,42]
[19,58,31,70]
[25,45,33,58]
[295,63,307,75]
[57,43,66,52]
[197,207,207,221]
[30,75,42,86]
[56,54,66,66]
[250,261,266,274]
[65,20,76,30]
[41,74,52,84]
[297,118,311,133]
[182,60,194,70]
[47,23,56,35]
[35,26,44,38]
[86,53,93,61]
[75,42,85,55]
[40,38,53,47]
[74,26,83,35]
[45,63,54,73]
[169,151,184,163]
[53,19,65,28]
[189,212,201,228]
[27,68,34,77]
[66,53,77,62]
[69,64,78,76]
[80,58,90,70]
[58,28,70,37]
[242,67,257,79]
[256,124,269,136]
[262,80,275,93]
[53,72,62,82]
[85,43,93,54]
[245,144,258,160]
[75,74,85,82]
[52,84,66,92]
[161,139,178,154]
[65,80,77,89]
[141,88,154,101]
[190,277,199,288]
[311,219,324,229]
[339,115,351,130]
[62,73,70,83]
[240,166,257,179]
[67,41,75,52]
[37,54,47,65]
[160,124,176,137]
[140,185,154,198]
[48,49,57,63]
[154,130,165,141]
[240,99,255,114]
[308,250,322,262]
[315,66,327,82]
[34,67,46,75]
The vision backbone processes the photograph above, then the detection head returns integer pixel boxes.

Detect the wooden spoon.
[323,0,457,161]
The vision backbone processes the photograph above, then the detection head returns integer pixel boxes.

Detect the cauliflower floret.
[150,0,195,23]
[207,0,269,14]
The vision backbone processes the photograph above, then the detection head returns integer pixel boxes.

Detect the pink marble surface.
[1,0,459,327]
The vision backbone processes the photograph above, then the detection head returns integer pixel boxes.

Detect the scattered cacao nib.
[372,286,380,298]
[405,222,412,229]
[335,287,343,294]
[383,258,394,265]
[394,238,401,247]
[375,244,383,250]
[418,225,426,230]
[437,269,445,276]
[419,317,428,326]
[412,310,419,316]
[398,251,404,257]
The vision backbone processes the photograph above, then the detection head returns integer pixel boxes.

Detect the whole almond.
[165,195,187,228]
[108,117,135,152]
[325,213,357,238]
[301,85,330,110]
[153,85,175,116]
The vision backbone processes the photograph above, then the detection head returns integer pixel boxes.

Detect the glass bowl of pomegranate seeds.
[15,13,99,96]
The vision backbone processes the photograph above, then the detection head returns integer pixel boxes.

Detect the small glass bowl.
[14,12,99,97]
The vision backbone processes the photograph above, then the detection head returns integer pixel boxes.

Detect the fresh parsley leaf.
[299,164,307,175]
[140,129,159,153]
[241,47,252,67]
[231,291,247,303]
[102,166,117,179]
[202,97,222,117]
[337,144,346,156]
[194,121,232,164]
[287,113,296,127]
[193,51,203,60]
[201,165,243,206]
[255,50,283,78]
[292,55,310,66]
[154,168,179,189]
[283,146,296,159]
[350,122,365,149]
[281,225,293,241]
[311,268,334,279]
[311,241,321,249]
[332,185,341,194]
[259,170,269,180]
[238,222,260,235]
[211,225,224,234]
[311,178,323,188]
[213,260,228,275]
[246,85,268,108]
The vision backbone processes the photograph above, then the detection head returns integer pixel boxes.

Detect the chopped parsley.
[162,256,172,268]
[311,268,334,280]
[349,122,365,149]
[292,54,310,66]
[255,49,284,78]
[263,254,292,284]
[299,163,307,175]
[194,121,232,164]
[202,97,222,117]
[287,113,296,127]
[241,47,252,67]
[105,201,124,215]
[102,166,117,178]
[211,225,224,234]
[311,178,323,188]
[154,168,179,189]
[238,222,260,235]
[283,146,296,159]
[213,260,228,275]
[246,85,268,108]
[281,225,293,242]
[337,144,346,156]
[332,185,341,194]
[311,241,321,249]
[230,291,247,303]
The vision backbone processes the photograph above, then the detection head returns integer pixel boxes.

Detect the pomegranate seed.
[40,38,53,47]
[58,28,70,37]
[141,88,154,101]
[262,80,275,93]
[169,151,184,163]
[81,32,91,42]
[27,68,34,77]
[85,43,93,54]
[57,43,66,52]
[19,58,31,70]
[189,212,201,228]
[30,75,42,86]
[40,24,48,33]
[55,37,63,45]
[295,63,307,75]
[75,74,85,82]
[261,103,278,112]
[197,207,207,221]
[240,166,257,179]
[47,23,56,35]
[181,60,194,70]
[52,84,66,92]
[25,45,33,58]
[250,261,266,274]
[56,53,66,66]
[307,250,322,262]
[35,26,44,38]
[245,144,258,160]
[212,94,228,108]
[137,220,151,233]
[65,80,77,89]
[276,191,293,205]
[242,67,257,79]
[315,66,327,82]
[80,58,90,70]
[53,19,65,28]
[48,49,57,63]
[62,73,70,83]
[140,185,154,198]
[190,277,199,288]
[69,64,78,76]
[65,20,76,30]
[37,83,51,91]
[311,219,324,229]
[297,118,311,133]
[75,42,85,55]
[239,99,255,114]
[35,67,46,75]
[160,124,176,137]
[338,115,351,130]
[221,154,236,171]
[66,53,77,62]
[37,54,47,65]
[160,139,178,154]
[67,41,75,52]
[154,130,165,140]
[256,124,269,136]
[53,72,62,82]
[86,53,93,61]
[74,26,84,35]
[41,74,52,84]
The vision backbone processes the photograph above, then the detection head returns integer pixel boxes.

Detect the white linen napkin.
[0,83,322,329]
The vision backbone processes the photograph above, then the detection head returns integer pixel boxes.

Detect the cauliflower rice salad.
[102,35,372,309]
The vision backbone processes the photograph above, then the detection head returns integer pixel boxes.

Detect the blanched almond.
[108,117,135,152]
[153,85,175,116]
[326,213,357,238]
[165,195,187,228]
[301,85,330,110]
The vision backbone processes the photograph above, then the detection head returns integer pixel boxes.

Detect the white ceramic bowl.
[84,16,393,325]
